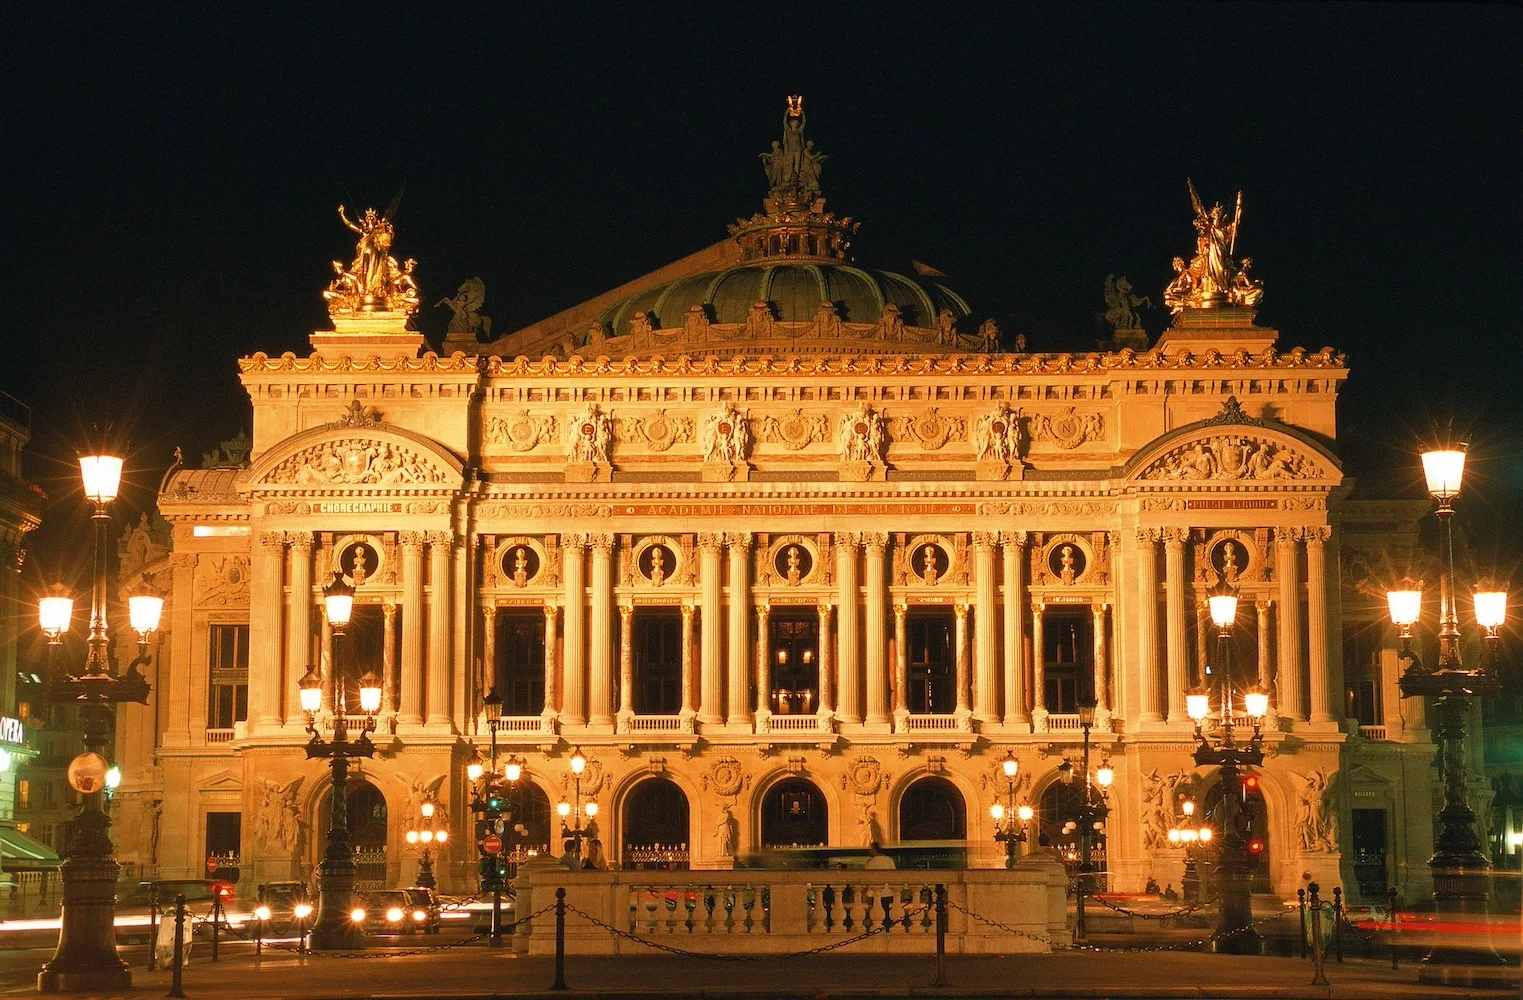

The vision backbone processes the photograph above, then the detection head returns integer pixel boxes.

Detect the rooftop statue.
[1162,180,1263,314]
[436,278,491,339]
[323,204,420,318]
[759,95,827,205]
[1100,274,1150,331]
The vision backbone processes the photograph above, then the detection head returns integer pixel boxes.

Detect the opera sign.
[67,752,110,795]
[0,716,23,745]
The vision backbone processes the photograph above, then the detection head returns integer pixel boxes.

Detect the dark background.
[4,4,1520,596]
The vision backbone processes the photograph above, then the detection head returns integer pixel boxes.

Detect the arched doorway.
[621,778,690,869]
[1203,774,1270,892]
[1036,779,1087,868]
[898,777,967,841]
[509,782,553,860]
[318,778,388,888]
[761,778,828,848]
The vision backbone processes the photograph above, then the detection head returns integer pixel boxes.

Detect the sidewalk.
[1,947,1506,999]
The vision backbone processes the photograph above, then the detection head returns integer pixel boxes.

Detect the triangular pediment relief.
[199,769,243,793]
[244,417,464,493]
[1126,397,1340,485]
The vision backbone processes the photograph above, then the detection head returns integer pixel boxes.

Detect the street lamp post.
[1386,445,1509,985]
[1168,799,1212,903]
[37,454,154,993]
[1187,578,1268,955]
[1070,699,1112,942]
[404,795,448,890]
[468,690,523,947]
[558,747,597,865]
[301,571,382,952]
[990,751,1032,869]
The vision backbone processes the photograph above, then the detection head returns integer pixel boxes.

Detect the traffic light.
[1241,773,1260,802]
[486,793,504,813]
[1248,838,1265,855]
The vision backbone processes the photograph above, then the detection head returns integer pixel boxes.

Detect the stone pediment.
[1125,398,1340,486]
[244,422,464,494]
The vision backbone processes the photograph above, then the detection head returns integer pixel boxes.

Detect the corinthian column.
[397,531,426,729]
[864,533,890,727]
[1092,602,1111,716]
[1255,599,1273,716]
[165,552,196,746]
[834,533,862,725]
[382,601,398,717]
[481,605,497,716]
[755,602,772,725]
[250,531,286,733]
[1031,602,1047,729]
[679,601,696,720]
[560,535,586,726]
[726,532,753,727]
[954,602,972,723]
[426,531,454,731]
[1275,527,1305,722]
[284,532,312,728]
[617,603,635,725]
[1163,528,1190,724]
[697,533,724,725]
[588,534,615,727]
[542,602,559,718]
[972,532,998,724]
[893,602,909,728]
[1134,528,1163,723]
[1001,532,1029,728]
[1305,526,1335,724]
[816,602,834,722]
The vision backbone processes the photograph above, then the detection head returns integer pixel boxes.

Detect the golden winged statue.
[1162,179,1264,314]
[323,204,420,318]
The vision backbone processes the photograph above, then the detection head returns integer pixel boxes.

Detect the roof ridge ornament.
[1202,395,1266,428]
[1162,180,1264,315]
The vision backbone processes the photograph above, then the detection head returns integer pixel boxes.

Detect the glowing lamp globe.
[420,830,433,844]
[298,665,323,715]
[357,672,382,714]
[1199,827,1213,843]
[570,750,586,775]
[1001,753,1019,779]
[1207,580,1239,630]
[38,588,74,637]
[435,830,447,844]
[1018,804,1034,822]
[323,571,354,628]
[990,802,1005,821]
[1421,448,1466,501]
[1475,590,1507,631]
[105,765,122,791]
[1096,766,1114,788]
[406,830,420,845]
[420,800,435,819]
[79,455,124,504]
[1387,583,1422,628]
[1168,829,1181,845]
[1186,691,1210,722]
[1244,688,1270,720]
[557,801,571,818]
[504,761,523,783]
[1182,800,1195,817]
[467,762,484,782]
[584,801,599,818]
[128,590,164,635]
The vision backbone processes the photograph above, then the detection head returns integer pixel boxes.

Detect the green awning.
[1,826,61,868]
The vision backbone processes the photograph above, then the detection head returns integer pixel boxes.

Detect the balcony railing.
[1046,714,1084,731]
[205,728,235,744]
[1358,725,1388,741]
[904,714,959,732]
[492,716,548,734]
[766,715,825,732]
[630,715,683,733]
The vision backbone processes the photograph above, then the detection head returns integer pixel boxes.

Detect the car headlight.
[350,908,366,923]
[254,905,272,921]
[294,903,313,919]
[412,909,427,922]
[386,907,404,923]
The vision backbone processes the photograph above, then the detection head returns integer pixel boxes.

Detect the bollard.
[491,885,503,949]
[1297,888,1307,959]
[211,890,221,962]
[1331,887,1342,963]
[1386,886,1398,971]
[167,893,187,999]
[551,887,567,991]
[1307,884,1329,987]
[934,884,948,987]
[147,882,160,972]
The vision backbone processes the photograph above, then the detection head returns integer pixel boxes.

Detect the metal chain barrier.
[1064,907,1289,954]
[562,902,888,961]
[943,899,1053,946]
[1081,890,1214,921]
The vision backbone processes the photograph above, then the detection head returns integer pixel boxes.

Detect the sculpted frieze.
[195,555,250,607]
[971,404,1022,463]
[565,404,613,464]
[756,409,829,451]
[484,411,559,452]
[836,403,887,472]
[265,438,449,487]
[889,407,965,451]
[977,500,1114,517]
[1142,433,1316,481]
[615,409,695,453]
[1030,407,1104,450]
[699,403,750,464]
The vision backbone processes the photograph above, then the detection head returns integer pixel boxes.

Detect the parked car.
[116,879,236,944]
[251,881,314,939]
[354,888,440,935]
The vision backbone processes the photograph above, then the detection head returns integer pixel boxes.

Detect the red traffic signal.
[1242,774,1260,792]
[1248,838,1265,855]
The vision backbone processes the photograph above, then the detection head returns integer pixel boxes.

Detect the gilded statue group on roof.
[323,204,420,318]
[1162,180,1264,313]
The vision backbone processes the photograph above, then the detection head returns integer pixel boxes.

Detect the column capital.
[259,530,288,550]
[543,600,561,618]
[972,531,999,551]
[1256,596,1275,612]
[680,600,698,619]
[755,601,771,620]
[817,600,834,619]
[954,602,971,618]
[618,602,634,622]
[1304,525,1332,544]
[697,531,725,553]
[399,530,427,552]
[587,533,614,555]
[862,532,888,553]
[1031,600,1045,615]
[169,551,197,570]
[482,603,498,621]
[426,529,455,549]
[998,530,1029,548]
[893,601,909,619]
[383,600,398,620]
[1161,527,1190,547]
[834,531,862,552]
[1274,525,1303,543]
[288,531,314,553]
[1134,526,1162,545]
[724,531,753,550]
[1092,602,1110,619]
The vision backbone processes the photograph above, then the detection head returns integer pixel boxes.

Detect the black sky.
[4,4,1520,591]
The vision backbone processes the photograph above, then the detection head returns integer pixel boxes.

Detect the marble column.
[893,602,909,725]
[587,535,614,727]
[285,533,312,727]
[1001,532,1029,727]
[835,533,862,724]
[397,531,426,728]
[1275,527,1305,721]
[727,532,753,726]
[165,552,196,745]
[1255,599,1273,705]
[1030,602,1047,718]
[560,535,586,726]
[617,603,635,723]
[1163,528,1190,723]
[382,601,398,717]
[973,532,998,724]
[864,533,890,727]
[542,603,559,717]
[320,615,335,714]
[481,605,498,710]
[426,531,454,730]
[250,531,286,732]
[755,602,772,723]
[1134,528,1163,723]
[697,533,724,725]
[954,603,971,719]
[1092,603,1110,715]
[1305,527,1335,724]
[1195,601,1211,689]
[816,602,835,720]
[679,601,697,719]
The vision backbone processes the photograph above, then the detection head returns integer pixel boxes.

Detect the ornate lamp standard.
[557,747,598,864]
[404,794,448,890]
[1386,445,1509,984]
[1067,699,1112,942]
[990,751,1033,869]
[37,454,154,993]
[467,692,521,949]
[1186,578,1269,954]
[1167,799,1212,903]
[299,571,382,952]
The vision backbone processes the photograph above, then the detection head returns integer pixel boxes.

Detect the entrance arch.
[761,778,828,848]
[621,777,690,869]
[898,777,967,840]
[317,777,388,888]
[512,782,553,857]
[1203,776,1270,892]
[1036,779,1085,864]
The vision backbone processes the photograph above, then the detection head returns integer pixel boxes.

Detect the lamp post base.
[37,967,132,993]
[36,839,131,993]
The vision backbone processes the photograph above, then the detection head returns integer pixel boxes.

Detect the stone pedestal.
[839,460,886,482]
[564,462,611,483]
[1154,307,1277,356]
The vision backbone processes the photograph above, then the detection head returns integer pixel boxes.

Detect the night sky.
[5,5,1520,595]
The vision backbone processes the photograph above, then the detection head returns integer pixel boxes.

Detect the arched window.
[761,778,828,848]
[622,778,690,869]
[898,777,967,840]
